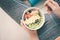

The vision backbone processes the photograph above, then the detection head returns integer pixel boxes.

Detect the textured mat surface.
[0,0,60,40]
[0,0,29,24]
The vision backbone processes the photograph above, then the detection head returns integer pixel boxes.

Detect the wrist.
[53,7,60,18]
[29,33,39,40]
[51,12,60,23]
[30,35,39,40]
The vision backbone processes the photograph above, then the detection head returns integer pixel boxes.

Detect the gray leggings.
[37,13,60,40]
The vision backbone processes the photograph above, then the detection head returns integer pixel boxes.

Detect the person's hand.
[44,0,60,18]
[20,20,39,40]
[55,36,60,40]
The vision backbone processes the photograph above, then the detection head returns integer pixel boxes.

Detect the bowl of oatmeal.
[22,7,45,30]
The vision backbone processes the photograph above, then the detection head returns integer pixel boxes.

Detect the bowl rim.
[22,7,45,30]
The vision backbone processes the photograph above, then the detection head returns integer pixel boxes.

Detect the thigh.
[37,14,60,40]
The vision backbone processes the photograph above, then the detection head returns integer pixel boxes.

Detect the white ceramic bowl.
[22,7,45,30]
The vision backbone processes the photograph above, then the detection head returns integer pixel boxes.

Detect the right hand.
[44,0,60,18]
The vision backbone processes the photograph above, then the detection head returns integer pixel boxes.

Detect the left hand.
[20,20,39,40]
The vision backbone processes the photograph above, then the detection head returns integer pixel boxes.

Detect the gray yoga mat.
[0,0,60,40]
[0,0,29,24]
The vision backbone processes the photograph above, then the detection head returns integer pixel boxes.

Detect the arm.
[29,34,39,40]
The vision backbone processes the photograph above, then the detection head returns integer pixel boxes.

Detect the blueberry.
[35,19,39,23]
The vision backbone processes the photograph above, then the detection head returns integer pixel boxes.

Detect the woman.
[21,0,60,40]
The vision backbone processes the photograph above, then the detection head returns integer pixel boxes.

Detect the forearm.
[53,7,60,18]
[50,11,60,24]
[29,33,39,40]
